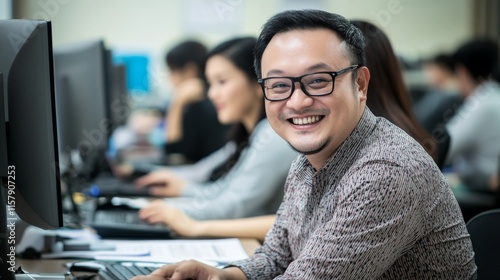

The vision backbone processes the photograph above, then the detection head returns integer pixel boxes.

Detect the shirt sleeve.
[172,122,297,220]
[233,163,426,279]
[170,142,236,183]
[228,202,293,279]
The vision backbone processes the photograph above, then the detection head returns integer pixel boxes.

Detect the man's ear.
[455,64,469,81]
[253,79,264,98]
[356,66,370,102]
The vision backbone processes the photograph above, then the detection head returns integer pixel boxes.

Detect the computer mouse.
[69,261,105,273]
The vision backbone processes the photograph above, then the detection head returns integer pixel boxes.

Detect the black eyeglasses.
[258,65,360,101]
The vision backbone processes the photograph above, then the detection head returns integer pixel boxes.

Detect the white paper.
[43,238,248,265]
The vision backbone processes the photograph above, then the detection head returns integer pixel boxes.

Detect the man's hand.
[131,260,247,280]
[174,78,206,106]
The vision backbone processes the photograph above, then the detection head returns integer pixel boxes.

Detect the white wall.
[0,0,12,19]
[14,0,473,92]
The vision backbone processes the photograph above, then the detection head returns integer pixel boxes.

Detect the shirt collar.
[469,81,500,98]
[294,107,377,179]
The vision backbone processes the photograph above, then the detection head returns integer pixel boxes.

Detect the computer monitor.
[53,39,110,168]
[107,61,130,132]
[0,73,7,177]
[0,19,62,278]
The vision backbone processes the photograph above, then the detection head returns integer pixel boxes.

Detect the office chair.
[412,89,463,134]
[466,208,500,280]
[451,145,500,222]
[495,151,500,206]
[434,126,450,170]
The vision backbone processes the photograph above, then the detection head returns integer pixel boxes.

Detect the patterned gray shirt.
[230,108,477,279]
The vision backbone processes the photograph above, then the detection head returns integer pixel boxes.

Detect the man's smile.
[289,115,323,125]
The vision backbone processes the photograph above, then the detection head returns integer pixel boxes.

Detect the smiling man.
[132,10,476,280]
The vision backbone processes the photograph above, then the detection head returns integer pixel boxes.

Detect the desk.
[445,172,498,222]
[17,238,261,274]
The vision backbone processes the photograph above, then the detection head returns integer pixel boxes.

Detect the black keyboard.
[83,176,152,197]
[98,262,165,280]
[88,209,174,239]
[94,209,145,224]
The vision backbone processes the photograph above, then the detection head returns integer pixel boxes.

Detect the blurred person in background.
[162,40,230,165]
[413,52,464,137]
[445,38,500,191]
[351,20,443,167]
[422,53,459,92]
[110,40,230,175]
[136,37,297,223]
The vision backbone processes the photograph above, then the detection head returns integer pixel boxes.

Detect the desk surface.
[18,238,261,274]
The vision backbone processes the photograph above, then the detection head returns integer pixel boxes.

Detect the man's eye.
[271,83,290,89]
[309,78,328,84]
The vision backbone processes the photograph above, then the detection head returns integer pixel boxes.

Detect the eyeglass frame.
[258,65,361,101]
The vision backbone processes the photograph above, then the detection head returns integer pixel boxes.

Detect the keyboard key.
[98,262,165,279]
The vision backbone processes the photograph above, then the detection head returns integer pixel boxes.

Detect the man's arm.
[228,202,294,279]
[276,164,423,279]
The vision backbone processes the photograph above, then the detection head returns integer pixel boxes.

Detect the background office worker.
[162,40,229,165]
[350,20,445,167]
[137,37,297,222]
[112,40,229,178]
[133,10,476,280]
[445,38,500,191]
[412,52,463,145]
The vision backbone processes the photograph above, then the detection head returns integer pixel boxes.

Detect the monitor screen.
[108,62,130,132]
[0,72,6,177]
[0,19,62,277]
[0,19,62,229]
[53,39,109,162]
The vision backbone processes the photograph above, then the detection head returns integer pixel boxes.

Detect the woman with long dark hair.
[136,37,297,224]
[351,20,440,166]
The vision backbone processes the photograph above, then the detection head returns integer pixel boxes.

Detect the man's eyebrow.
[264,63,335,77]
[305,62,335,72]
[265,69,285,77]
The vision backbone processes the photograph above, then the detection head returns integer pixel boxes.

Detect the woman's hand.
[135,169,187,197]
[138,200,202,237]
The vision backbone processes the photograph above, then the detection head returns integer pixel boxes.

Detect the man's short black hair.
[254,9,366,78]
[432,53,455,73]
[453,38,499,82]
[165,40,207,74]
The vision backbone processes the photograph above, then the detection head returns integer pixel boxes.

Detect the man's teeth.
[292,116,321,125]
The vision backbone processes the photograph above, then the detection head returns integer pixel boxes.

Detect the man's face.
[454,64,476,98]
[261,28,368,169]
